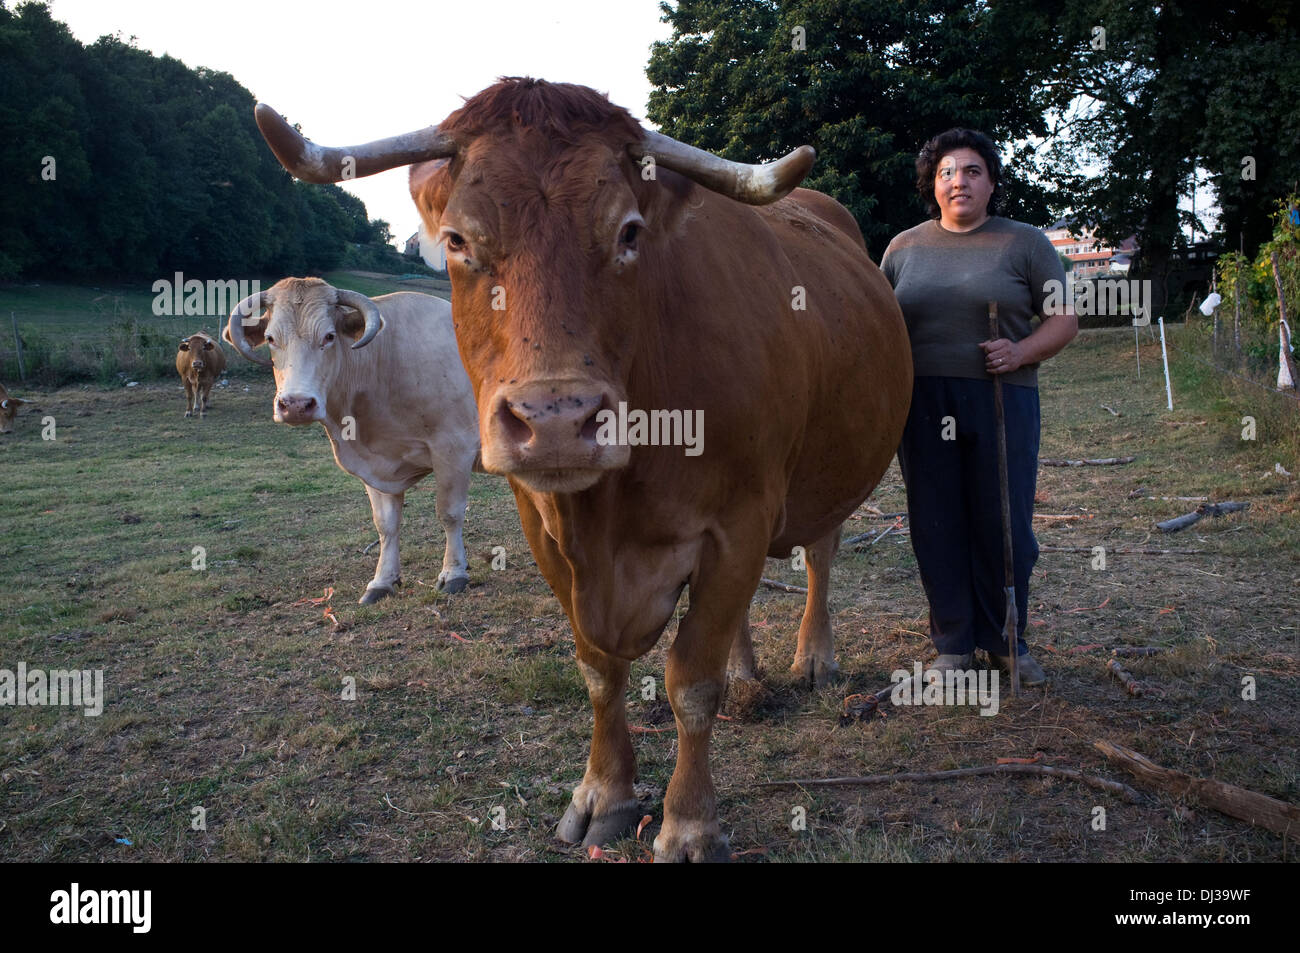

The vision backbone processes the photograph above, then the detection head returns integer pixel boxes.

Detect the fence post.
[11,312,25,382]
[1271,251,1298,390]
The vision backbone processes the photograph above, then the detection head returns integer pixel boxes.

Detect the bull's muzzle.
[485,381,628,492]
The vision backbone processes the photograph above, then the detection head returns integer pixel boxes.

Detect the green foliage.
[0,1,396,281]
[1207,193,1300,386]
[646,0,1066,256]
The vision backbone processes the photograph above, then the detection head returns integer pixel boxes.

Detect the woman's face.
[934,148,993,230]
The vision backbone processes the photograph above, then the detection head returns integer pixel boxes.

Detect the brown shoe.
[987,651,1047,688]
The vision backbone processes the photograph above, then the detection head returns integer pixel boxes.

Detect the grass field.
[1,318,1297,862]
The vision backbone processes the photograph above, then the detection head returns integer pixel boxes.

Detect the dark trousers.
[896,376,1040,657]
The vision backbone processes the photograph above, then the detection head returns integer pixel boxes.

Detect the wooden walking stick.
[989,302,1019,697]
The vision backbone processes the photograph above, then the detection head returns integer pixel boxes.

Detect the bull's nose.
[494,386,606,451]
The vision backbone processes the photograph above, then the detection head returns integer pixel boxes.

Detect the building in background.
[1043,219,1138,278]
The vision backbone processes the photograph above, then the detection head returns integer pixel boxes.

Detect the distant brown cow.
[176,332,227,418]
[0,381,32,433]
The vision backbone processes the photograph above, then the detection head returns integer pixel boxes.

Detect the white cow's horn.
[254,103,459,184]
[632,130,815,205]
[226,291,272,366]
[335,289,384,350]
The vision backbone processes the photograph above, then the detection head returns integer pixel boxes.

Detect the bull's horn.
[254,103,459,184]
[226,291,272,366]
[633,130,815,205]
[335,289,385,350]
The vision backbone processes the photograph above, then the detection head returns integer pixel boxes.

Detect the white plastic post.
[1158,316,1173,410]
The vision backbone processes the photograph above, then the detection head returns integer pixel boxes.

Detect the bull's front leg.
[556,638,641,848]
[360,484,403,604]
[183,378,195,417]
[790,525,841,687]
[430,450,472,594]
[656,540,767,863]
[199,376,214,416]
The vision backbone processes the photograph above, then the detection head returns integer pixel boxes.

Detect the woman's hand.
[980,337,1025,374]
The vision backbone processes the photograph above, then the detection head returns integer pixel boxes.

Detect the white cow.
[225,277,478,602]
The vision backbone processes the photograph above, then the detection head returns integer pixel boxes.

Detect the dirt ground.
[0,325,1296,862]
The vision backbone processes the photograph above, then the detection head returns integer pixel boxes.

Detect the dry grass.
[0,324,1296,862]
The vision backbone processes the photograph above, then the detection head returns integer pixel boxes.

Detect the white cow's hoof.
[359,585,396,605]
[437,572,470,595]
[184,411,192,418]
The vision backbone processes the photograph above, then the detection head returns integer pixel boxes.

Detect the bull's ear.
[178,341,191,351]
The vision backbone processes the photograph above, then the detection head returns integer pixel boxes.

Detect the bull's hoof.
[724,674,768,718]
[790,654,838,689]
[556,797,641,848]
[359,585,396,605]
[436,572,470,595]
[653,819,730,863]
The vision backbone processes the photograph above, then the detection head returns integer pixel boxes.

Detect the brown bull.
[255,78,912,861]
[176,331,227,418]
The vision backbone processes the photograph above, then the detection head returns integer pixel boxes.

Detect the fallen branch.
[757,762,1142,803]
[1033,513,1093,522]
[1041,456,1136,467]
[1156,501,1250,534]
[1100,404,1122,416]
[1039,546,1206,555]
[1127,487,1208,501]
[1106,659,1143,696]
[1111,646,1166,658]
[1094,740,1300,837]
[844,520,903,548]
[759,577,807,595]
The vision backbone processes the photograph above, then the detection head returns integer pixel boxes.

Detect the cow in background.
[225,277,478,601]
[176,332,227,418]
[0,381,32,433]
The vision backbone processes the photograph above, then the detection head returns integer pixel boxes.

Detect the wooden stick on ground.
[1094,740,1300,837]
[1106,659,1143,696]
[756,762,1143,803]
[1039,546,1206,555]
[1111,646,1166,658]
[1156,501,1250,534]
[1041,456,1136,467]
[759,577,807,595]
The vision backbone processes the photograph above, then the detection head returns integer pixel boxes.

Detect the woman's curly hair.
[915,128,1003,219]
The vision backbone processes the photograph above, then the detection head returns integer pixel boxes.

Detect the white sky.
[49,0,674,245]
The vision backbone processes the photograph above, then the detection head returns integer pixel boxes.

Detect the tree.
[646,0,1070,256]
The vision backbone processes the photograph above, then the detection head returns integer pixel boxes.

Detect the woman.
[880,128,1077,688]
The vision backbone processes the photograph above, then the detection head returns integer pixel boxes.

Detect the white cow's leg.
[431,451,472,594]
[360,485,403,605]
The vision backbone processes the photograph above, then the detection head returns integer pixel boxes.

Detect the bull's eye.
[445,231,467,252]
[620,222,639,248]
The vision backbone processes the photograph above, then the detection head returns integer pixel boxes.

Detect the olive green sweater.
[880,217,1066,388]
